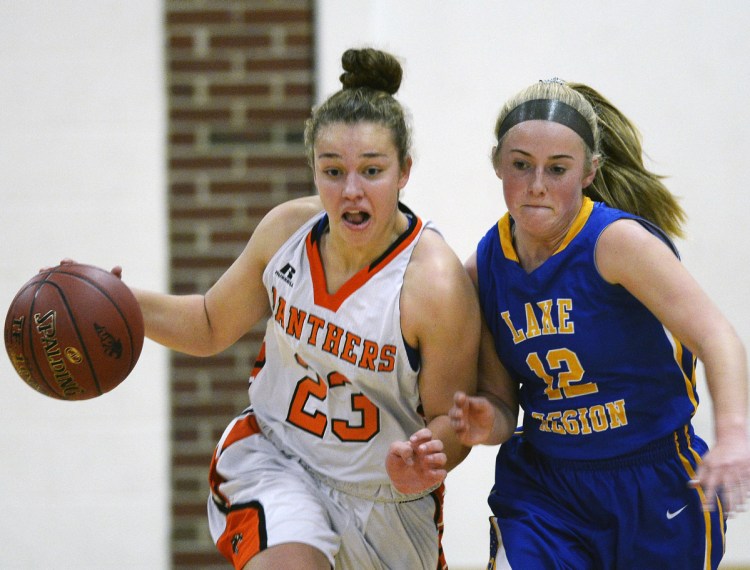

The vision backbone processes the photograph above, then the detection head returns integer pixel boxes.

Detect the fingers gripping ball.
[4,263,144,400]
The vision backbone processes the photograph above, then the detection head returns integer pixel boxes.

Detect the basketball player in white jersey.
[130,48,480,569]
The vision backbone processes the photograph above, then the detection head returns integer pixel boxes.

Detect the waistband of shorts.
[254,413,440,503]
[527,428,688,471]
[305,466,442,504]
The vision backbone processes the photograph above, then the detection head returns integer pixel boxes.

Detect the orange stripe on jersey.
[250,342,266,379]
[431,483,448,570]
[305,211,424,311]
[209,414,263,508]
[216,502,267,570]
[222,414,262,453]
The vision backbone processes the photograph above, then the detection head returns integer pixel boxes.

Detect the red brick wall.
[165,2,314,567]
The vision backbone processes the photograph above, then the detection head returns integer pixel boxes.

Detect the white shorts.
[207,411,446,570]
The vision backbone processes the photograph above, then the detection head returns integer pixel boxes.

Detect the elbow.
[496,404,519,444]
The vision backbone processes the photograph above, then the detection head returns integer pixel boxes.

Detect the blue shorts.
[488,426,726,569]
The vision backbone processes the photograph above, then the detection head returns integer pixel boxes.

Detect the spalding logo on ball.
[4,263,145,400]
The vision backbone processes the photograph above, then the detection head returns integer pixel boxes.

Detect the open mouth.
[343,211,370,225]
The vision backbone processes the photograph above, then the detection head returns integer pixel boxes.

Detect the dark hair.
[492,80,686,238]
[304,48,412,169]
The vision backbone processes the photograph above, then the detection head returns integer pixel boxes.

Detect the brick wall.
[165,1,314,567]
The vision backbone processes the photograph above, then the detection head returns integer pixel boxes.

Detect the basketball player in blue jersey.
[125,48,479,569]
[449,79,750,569]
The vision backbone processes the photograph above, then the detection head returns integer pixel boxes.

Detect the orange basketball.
[4,263,144,400]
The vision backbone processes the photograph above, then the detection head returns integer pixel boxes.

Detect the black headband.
[496,99,595,150]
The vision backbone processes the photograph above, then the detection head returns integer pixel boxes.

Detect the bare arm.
[132,196,323,357]
[385,229,480,493]
[450,251,519,447]
[408,230,481,470]
[597,219,750,512]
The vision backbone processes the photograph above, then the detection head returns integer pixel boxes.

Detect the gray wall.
[0,2,169,568]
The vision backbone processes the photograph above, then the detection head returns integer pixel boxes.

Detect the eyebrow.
[316,151,389,159]
[509,148,575,160]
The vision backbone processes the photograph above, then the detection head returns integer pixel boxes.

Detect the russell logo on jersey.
[275,263,297,286]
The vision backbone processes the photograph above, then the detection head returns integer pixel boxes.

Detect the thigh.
[208,414,340,569]
[245,543,330,570]
[490,432,726,570]
[615,436,726,569]
[487,517,512,570]
[488,436,604,570]
[326,485,443,570]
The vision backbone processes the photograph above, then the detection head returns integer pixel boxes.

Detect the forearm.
[131,288,216,356]
[480,391,518,446]
[427,414,471,471]
[702,332,749,442]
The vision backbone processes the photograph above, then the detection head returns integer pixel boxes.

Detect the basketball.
[4,263,145,400]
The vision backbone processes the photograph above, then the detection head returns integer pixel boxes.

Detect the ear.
[490,145,503,180]
[492,146,503,180]
[582,155,600,188]
[398,156,413,190]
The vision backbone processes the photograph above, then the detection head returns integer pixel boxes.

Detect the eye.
[363,166,382,177]
[512,160,529,171]
[550,165,567,175]
[323,167,342,177]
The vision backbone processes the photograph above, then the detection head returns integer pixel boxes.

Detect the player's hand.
[386,428,447,495]
[39,259,122,279]
[690,435,750,515]
[449,391,495,446]
[39,258,76,273]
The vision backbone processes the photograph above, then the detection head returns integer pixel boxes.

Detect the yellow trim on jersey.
[498,213,518,261]
[673,426,725,570]
[559,196,594,252]
[663,327,700,415]
[497,197,595,262]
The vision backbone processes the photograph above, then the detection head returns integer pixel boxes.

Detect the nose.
[342,173,363,198]
[529,167,546,195]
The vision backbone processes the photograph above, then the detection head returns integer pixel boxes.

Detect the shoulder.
[596,218,655,260]
[259,195,323,237]
[408,227,465,285]
[253,196,323,263]
[464,250,479,287]
[596,218,678,285]
[596,216,676,254]
[403,227,477,329]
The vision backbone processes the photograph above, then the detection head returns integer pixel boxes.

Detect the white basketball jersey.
[250,205,430,486]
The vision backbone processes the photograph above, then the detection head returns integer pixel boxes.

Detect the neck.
[320,208,410,290]
[512,224,567,273]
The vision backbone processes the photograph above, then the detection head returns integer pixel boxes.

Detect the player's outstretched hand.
[449,391,496,447]
[690,434,750,515]
[386,428,447,495]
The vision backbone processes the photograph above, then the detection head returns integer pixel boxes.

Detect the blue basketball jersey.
[476,197,699,460]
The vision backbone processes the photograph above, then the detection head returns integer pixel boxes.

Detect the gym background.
[2,2,749,568]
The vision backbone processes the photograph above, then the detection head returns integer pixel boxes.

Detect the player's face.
[495,120,596,243]
[313,121,411,248]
